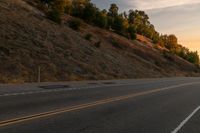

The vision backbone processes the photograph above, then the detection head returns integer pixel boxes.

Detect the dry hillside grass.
[0,0,199,83]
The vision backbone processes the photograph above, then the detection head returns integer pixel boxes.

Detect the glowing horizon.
[147,3,200,54]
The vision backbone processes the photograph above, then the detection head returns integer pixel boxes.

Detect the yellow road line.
[0,82,199,127]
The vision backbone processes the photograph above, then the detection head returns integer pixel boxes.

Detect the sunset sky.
[91,0,200,53]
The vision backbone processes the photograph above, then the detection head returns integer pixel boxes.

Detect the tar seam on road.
[0,82,200,128]
[1,81,200,97]
[171,106,200,133]
[0,84,130,97]
[0,81,167,97]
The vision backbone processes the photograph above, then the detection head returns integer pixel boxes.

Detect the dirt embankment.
[0,0,199,83]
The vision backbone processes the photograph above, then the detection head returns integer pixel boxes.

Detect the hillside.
[0,0,199,83]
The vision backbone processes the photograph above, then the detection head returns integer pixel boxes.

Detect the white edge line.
[171,106,200,133]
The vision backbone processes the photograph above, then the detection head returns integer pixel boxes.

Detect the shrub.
[68,19,81,30]
[153,44,159,50]
[0,46,10,56]
[111,39,123,49]
[84,33,92,41]
[186,51,199,65]
[163,51,174,61]
[47,10,61,23]
[154,60,162,67]
[94,41,101,48]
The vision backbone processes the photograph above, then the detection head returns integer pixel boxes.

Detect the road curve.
[0,77,200,133]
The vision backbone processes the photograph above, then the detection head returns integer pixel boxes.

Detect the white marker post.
[38,66,41,83]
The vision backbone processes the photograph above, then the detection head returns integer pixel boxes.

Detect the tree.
[137,10,149,25]
[108,3,119,17]
[176,46,188,59]
[52,0,67,14]
[165,34,178,51]
[64,0,72,14]
[161,34,168,45]
[95,10,108,28]
[82,3,97,22]
[107,3,119,29]
[187,51,199,65]
[39,0,199,65]
[168,34,178,45]
[128,10,135,24]
[127,25,136,39]
[40,0,54,5]
[71,0,90,17]
[128,10,151,35]
[112,14,125,34]
[152,32,160,44]
[40,0,69,13]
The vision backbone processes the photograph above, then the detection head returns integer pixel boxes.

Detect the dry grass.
[0,0,199,83]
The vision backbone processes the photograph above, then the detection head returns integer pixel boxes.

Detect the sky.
[91,0,200,53]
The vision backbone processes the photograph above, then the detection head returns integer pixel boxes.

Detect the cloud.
[146,3,200,33]
[91,0,200,11]
[129,0,200,10]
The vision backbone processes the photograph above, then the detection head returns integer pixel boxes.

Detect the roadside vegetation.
[1,0,200,83]
[38,0,199,65]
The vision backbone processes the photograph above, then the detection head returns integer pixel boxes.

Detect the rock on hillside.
[0,0,199,83]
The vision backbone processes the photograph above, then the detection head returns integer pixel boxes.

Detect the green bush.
[163,51,174,61]
[0,46,10,56]
[84,33,92,41]
[94,41,101,48]
[127,25,136,40]
[68,19,81,30]
[111,39,123,49]
[186,51,199,65]
[47,10,61,24]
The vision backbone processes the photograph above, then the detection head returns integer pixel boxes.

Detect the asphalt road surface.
[0,77,200,133]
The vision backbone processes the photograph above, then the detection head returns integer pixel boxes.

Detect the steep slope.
[0,0,199,83]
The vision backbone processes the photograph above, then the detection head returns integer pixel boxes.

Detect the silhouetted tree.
[95,10,108,28]
[82,3,97,22]
[108,3,119,17]
[107,3,119,29]
[127,25,136,39]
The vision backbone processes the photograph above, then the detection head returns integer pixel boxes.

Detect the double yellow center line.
[0,82,199,127]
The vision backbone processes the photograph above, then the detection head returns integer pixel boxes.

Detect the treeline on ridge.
[39,0,199,65]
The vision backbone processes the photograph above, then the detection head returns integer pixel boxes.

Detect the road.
[0,77,200,133]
